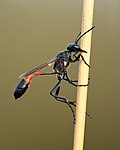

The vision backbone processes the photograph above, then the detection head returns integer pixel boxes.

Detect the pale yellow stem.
[73,0,94,150]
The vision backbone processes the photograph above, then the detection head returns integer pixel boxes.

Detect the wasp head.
[67,43,87,53]
[67,26,95,53]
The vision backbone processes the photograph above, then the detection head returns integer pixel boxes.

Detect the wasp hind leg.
[50,79,76,123]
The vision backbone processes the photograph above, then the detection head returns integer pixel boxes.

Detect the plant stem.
[73,0,94,150]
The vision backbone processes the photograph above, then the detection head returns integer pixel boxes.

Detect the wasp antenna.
[75,26,95,44]
[75,32,81,44]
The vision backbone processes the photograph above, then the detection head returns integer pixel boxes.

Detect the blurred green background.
[0,0,120,150]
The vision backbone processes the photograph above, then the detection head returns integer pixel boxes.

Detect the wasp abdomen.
[14,79,30,100]
[14,74,33,100]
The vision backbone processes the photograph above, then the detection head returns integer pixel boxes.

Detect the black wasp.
[14,26,95,123]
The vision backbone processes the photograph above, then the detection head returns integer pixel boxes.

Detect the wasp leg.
[50,79,75,106]
[64,73,89,87]
[80,54,90,68]
[72,54,80,62]
[72,54,90,67]
[50,79,76,123]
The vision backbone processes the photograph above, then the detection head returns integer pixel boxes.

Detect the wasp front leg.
[72,54,90,68]
[80,54,90,68]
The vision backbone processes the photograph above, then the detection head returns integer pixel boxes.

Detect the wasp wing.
[19,56,58,78]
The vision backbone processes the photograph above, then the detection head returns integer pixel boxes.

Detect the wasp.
[14,26,95,123]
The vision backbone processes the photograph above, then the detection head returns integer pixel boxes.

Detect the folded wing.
[19,57,58,78]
